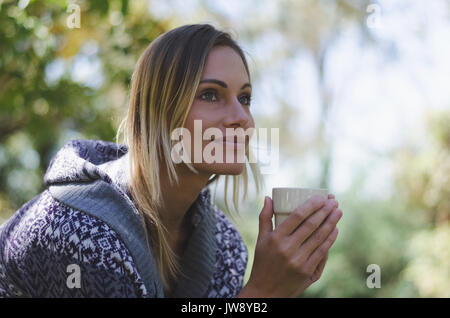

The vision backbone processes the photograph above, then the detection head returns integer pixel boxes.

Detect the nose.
[223,97,252,129]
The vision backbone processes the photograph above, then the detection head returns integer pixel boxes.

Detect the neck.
[158,162,212,234]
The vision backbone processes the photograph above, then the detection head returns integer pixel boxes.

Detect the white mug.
[272,187,328,228]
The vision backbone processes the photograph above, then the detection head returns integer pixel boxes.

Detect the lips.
[210,135,246,144]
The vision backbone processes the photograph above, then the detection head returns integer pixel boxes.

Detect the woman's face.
[183,45,254,176]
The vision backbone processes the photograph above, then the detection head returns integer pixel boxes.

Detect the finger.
[276,195,328,236]
[311,252,328,282]
[285,199,338,246]
[305,227,339,271]
[258,196,274,238]
[328,195,338,209]
[317,252,328,271]
[296,208,342,258]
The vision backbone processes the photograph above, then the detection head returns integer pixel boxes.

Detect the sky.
[326,0,450,198]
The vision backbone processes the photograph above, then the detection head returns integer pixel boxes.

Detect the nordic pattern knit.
[0,139,248,298]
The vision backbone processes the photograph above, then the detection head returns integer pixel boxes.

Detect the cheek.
[185,105,222,134]
[182,106,220,161]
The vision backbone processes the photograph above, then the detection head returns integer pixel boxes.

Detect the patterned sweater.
[0,139,248,298]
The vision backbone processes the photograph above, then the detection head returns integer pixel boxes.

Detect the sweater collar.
[100,145,218,298]
[169,187,217,298]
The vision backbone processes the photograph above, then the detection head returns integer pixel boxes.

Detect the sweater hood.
[43,139,130,188]
[43,138,213,217]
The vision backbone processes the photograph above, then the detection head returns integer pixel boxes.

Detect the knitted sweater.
[0,139,248,298]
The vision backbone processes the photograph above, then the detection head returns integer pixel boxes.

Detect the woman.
[0,24,342,298]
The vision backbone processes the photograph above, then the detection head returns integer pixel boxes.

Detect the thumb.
[258,196,274,237]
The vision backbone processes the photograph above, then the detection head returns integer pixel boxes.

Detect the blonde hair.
[115,24,263,294]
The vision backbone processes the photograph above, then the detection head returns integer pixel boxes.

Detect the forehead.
[201,45,249,83]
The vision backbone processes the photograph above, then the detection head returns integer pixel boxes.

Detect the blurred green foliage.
[0,0,168,215]
[392,111,450,297]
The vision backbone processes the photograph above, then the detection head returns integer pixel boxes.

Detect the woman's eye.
[240,94,252,106]
[200,91,218,102]
[199,90,252,106]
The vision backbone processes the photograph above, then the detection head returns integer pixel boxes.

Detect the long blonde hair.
[115,24,263,294]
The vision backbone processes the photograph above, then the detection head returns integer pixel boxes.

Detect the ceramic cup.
[272,187,328,228]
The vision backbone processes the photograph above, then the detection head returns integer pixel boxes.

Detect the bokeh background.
[0,0,449,297]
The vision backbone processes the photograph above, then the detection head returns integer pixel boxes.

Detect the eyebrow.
[199,78,252,90]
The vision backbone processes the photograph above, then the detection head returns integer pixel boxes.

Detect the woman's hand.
[239,194,342,298]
